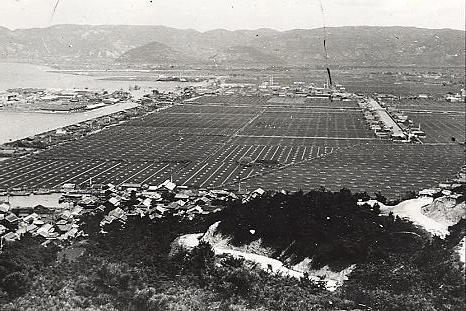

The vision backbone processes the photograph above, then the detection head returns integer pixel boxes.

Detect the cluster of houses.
[0,201,84,247]
[383,104,428,140]
[1,92,181,158]
[181,78,355,100]
[445,89,465,102]
[137,89,180,106]
[359,97,426,141]
[1,107,139,156]
[359,100,403,139]
[0,179,267,250]
[0,88,131,112]
[400,90,465,102]
[98,180,266,227]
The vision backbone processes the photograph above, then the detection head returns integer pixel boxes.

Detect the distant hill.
[208,45,285,66]
[0,24,463,67]
[250,26,465,67]
[116,41,197,65]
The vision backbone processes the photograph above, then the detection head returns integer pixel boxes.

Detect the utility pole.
[237,172,241,192]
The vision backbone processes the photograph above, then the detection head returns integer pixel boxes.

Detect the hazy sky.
[0,0,464,31]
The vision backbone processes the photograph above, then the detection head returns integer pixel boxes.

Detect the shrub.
[2,272,29,297]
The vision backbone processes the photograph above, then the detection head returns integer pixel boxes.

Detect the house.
[79,196,96,206]
[449,193,463,200]
[174,193,190,200]
[17,224,27,235]
[0,202,10,213]
[71,206,83,216]
[142,198,152,208]
[253,188,265,196]
[36,223,54,237]
[59,228,79,239]
[56,219,68,226]
[210,190,230,197]
[108,197,120,206]
[67,228,79,237]
[62,183,76,190]
[195,197,210,206]
[154,205,167,214]
[166,202,180,210]
[26,224,38,233]
[247,188,266,200]
[141,191,162,200]
[147,185,159,192]
[101,215,116,226]
[187,206,206,215]
[5,213,19,223]
[419,188,440,196]
[149,213,162,220]
[23,213,40,224]
[3,232,19,242]
[57,223,73,232]
[108,207,125,219]
[55,128,67,135]
[439,183,452,189]
[120,183,142,191]
[160,180,176,191]
[41,240,54,247]
[131,207,146,217]
[33,219,45,226]
[47,232,60,239]
[175,200,186,206]
[59,210,72,219]
[95,205,106,212]
[441,190,452,196]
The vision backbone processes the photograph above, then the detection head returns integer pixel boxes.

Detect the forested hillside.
[0,189,464,310]
[0,25,463,67]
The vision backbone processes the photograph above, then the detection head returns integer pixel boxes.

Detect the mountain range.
[0,25,464,68]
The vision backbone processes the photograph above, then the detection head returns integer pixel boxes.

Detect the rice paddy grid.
[191,95,361,109]
[0,159,185,189]
[0,158,61,183]
[0,159,99,189]
[230,136,377,147]
[3,95,462,194]
[240,110,372,138]
[173,143,334,188]
[160,104,261,114]
[189,95,272,105]
[0,157,56,177]
[126,112,254,128]
[342,81,461,96]
[241,143,465,198]
[36,129,228,162]
[408,112,465,143]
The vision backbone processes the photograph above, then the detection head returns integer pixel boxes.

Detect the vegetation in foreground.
[0,188,464,310]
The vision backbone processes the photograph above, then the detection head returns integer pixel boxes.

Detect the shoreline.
[0,101,140,145]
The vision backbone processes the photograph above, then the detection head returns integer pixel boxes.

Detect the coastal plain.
[1,95,463,199]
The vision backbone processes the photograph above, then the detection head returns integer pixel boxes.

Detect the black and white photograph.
[0,0,464,310]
